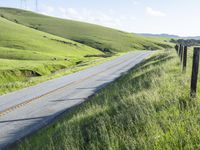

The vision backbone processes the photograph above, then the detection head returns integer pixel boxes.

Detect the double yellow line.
[0,53,145,117]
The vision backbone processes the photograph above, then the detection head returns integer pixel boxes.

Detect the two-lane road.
[0,51,153,149]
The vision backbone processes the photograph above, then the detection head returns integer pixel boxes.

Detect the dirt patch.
[43,36,78,47]
[84,54,112,58]
[20,70,42,77]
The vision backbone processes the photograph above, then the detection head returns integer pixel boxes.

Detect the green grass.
[0,16,102,60]
[0,15,116,94]
[0,8,173,53]
[14,49,200,150]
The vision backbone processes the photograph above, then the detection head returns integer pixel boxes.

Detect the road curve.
[0,51,153,149]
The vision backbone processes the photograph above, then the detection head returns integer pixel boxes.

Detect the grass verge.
[13,49,200,150]
[0,53,121,95]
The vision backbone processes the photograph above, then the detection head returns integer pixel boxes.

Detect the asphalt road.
[0,51,153,149]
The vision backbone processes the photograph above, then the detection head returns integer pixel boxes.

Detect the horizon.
[0,0,200,36]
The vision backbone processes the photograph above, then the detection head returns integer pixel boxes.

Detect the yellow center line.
[0,53,145,117]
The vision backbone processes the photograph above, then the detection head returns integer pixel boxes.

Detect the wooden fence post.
[180,45,184,63]
[182,46,187,72]
[178,44,181,57]
[179,44,183,59]
[175,45,179,54]
[190,47,200,98]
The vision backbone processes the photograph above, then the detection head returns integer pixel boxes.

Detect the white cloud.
[57,7,137,32]
[38,5,138,32]
[146,7,166,17]
[58,7,85,20]
[130,0,140,5]
[40,5,55,15]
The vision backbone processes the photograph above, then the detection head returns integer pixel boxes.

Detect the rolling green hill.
[0,8,172,52]
[0,15,106,94]
[0,15,102,61]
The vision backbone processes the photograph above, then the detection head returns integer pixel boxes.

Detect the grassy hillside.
[0,15,102,60]
[14,49,200,150]
[0,16,111,94]
[0,8,173,52]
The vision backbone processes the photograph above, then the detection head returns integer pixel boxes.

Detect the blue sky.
[0,0,200,36]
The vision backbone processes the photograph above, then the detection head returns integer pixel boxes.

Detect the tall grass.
[14,50,200,150]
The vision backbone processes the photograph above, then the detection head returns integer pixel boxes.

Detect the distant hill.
[184,36,200,40]
[137,33,180,39]
[137,33,200,40]
[0,8,172,52]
